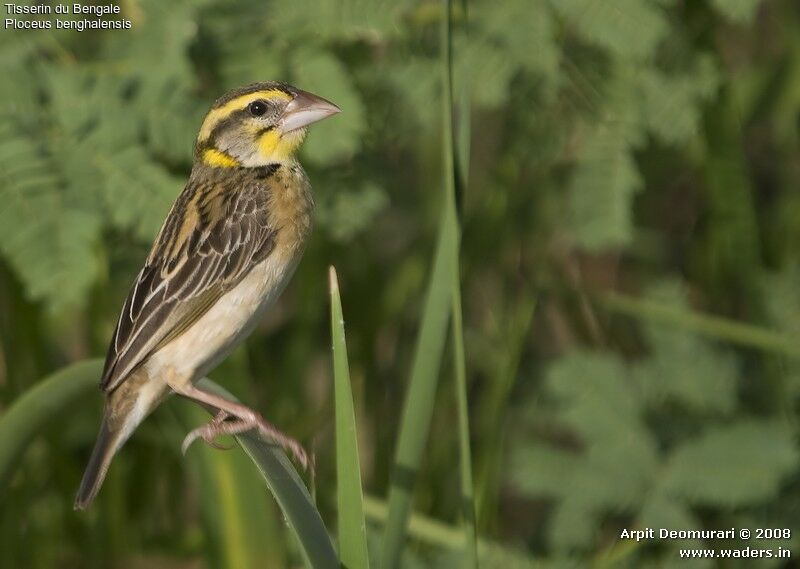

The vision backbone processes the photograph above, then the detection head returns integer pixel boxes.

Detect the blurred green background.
[2,0,800,567]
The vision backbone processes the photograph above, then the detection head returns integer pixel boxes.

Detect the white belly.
[145,253,299,382]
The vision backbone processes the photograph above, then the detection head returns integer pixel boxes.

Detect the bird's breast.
[145,250,300,383]
[143,163,313,385]
[268,164,314,257]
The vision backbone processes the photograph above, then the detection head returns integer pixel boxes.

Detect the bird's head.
[195,82,340,168]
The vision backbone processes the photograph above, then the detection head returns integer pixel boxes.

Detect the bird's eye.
[248,100,268,117]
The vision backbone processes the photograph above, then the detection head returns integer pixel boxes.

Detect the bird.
[74,82,340,510]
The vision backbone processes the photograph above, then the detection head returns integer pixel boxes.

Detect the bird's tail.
[75,371,167,509]
[74,411,127,510]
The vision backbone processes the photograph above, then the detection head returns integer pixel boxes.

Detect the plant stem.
[598,291,800,357]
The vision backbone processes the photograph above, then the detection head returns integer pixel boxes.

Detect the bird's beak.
[279,89,341,133]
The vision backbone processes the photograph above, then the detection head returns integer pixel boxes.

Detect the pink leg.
[174,383,310,471]
[181,410,235,454]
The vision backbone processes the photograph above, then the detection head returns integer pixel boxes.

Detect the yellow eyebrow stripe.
[198,90,292,141]
[202,148,240,168]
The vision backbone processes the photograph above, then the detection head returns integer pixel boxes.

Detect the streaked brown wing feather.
[100,177,275,393]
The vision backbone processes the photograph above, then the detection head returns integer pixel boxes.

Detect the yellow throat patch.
[258,128,306,162]
[202,148,240,168]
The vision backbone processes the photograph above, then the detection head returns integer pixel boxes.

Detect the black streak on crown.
[210,82,295,109]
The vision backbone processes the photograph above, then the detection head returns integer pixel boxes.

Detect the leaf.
[514,352,658,549]
[47,72,140,152]
[292,49,366,166]
[548,497,597,550]
[549,0,669,60]
[510,444,582,498]
[702,89,762,289]
[95,147,183,241]
[382,2,464,562]
[385,58,440,129]
[269,0,407,40]
[0,66,38,120]
[329,267,370,569]
[546,352,642,441]
[635,281,739,414]
[475,0,559,91]
[106,0,203,161]
[638,57,721,145]
[186,401,288,569]
[0,360,101,490]
[576,440,658,511]
[567,65,645,250]
[662,420,800,507]
[711,0,763,24]
[455,40,517,109]
[637,495,710,569]
[0,362,338,568]
[364,496,536,567]
[381,148,458,569]
[638,493,697,533]
[106,0,199,83]
[317,182,389,242]
[762,265,800,338]
[144,83,205,165]
[761,266,800,399]
[196,379,340,569]
[448,11,478,561]
[598,290,800,357]
[569,129,641,250]
[211,20,283,89]
[0,122,101,310]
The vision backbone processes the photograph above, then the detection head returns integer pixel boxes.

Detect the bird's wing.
[100,176,276,393]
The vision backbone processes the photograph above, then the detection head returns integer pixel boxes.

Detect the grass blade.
[0,359,101,491]
[382,0,473,565]
[448,0,478,564]
[196,378,339,569]
[365,496,537,567]
[474,296,536,530]
[0,363,337,568]
[329,267,370,569]
[450,271,477,567]
[597,290,800,356]
[381,208,457,567]
[182,401,288,568]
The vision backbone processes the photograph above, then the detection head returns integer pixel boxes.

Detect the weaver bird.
[74,82,340,510]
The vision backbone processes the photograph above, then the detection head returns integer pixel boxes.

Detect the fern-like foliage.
[3,0,799,567]
[0,0,741,310]
[510,277,798,563]
[0,62,102,310]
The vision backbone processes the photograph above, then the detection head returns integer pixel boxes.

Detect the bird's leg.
[181,410,235,454]
[172,382,311,471]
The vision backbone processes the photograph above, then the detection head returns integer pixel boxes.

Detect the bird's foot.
[182,409,312,473]
[182,410,235,454]
[247,413,312,472]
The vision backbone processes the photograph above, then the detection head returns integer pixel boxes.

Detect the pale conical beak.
[279,89,341,133]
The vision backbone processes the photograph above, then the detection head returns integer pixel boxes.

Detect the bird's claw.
[181,411,235,454]
[181,409,312,475]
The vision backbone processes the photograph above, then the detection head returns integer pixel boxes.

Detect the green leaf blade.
[329,267,370,569]
[196,379,340,569]
[0,365,338,569]
[381,210,456,568]
[0,360,103,491]
[449,0,478,563]
[382,0,474,565]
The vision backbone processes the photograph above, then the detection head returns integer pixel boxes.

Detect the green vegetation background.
[1,0,800,567]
